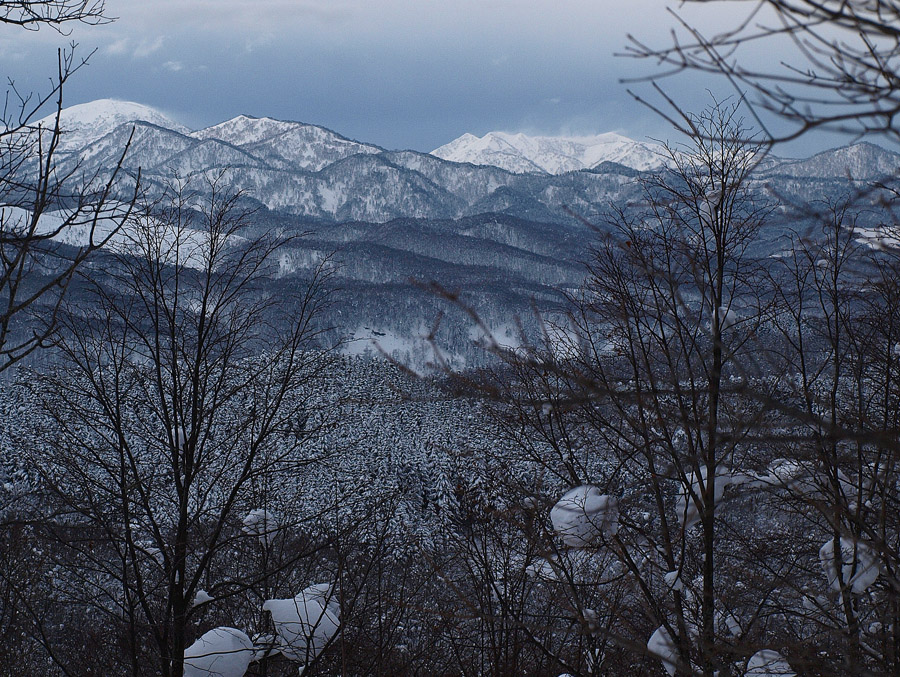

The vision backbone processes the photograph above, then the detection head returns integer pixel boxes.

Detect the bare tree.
[624,0,900,147]
[753,194,900,674]
[0,0,107,28]
[1,0,135,373]
[425,101,795,677]
[26,177,335,677]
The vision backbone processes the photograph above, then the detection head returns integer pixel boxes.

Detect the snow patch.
[819,537,880,594]
[676,465,732,529]
[550,485,618,548]
[263,583,340,664]
[184,627,254,677]
[432,130,668,174]
[242,509,279,546]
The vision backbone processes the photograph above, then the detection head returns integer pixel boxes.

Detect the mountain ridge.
[21,98,900,367]
[431,130,669,174]
[37,99,900,226]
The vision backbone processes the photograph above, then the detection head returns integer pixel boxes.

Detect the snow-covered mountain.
[38,99,189,152]
[431,131,668,174]
[17,98,900,368]
[761,142,900,181]
[191,115,382,172]
[35,99,900,226]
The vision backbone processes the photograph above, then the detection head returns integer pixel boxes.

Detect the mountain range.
[25,99,900,367]
[39,99,900,225]
[431,130,668,174]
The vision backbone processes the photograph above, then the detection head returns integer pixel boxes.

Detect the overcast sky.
[0,0,848,155]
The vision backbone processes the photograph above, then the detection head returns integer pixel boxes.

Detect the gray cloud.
[0,0,848,155]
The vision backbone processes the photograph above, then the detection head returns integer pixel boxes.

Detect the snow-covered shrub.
[184,627,255,677]
[746,649,794,676]
[550,485,618,547]
[242,509,279,546]
[263,582,340,664]
[647,626,678,676]
[676,465,732,528]
[818,537,880,594]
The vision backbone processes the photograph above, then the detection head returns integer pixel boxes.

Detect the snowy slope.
[764,142,900,180]
[0,203,231,271]
[431,131,668,174]
[192,115,382,171]
[37,99,189,152]
[39,99,898,225]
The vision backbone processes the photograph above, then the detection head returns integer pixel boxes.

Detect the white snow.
[746,649,795,676]
[249,633,280,662]
[193,589,213,607]
[647,626,678,676]
[819,537,880,594]
[183,627,255,677]
[37,99,189,152]
[856,226,900,251]
[717,305,739,331]
[242,509,279,546]
[664,570,684,592]
[431,131,668,174]
[262,583,340,664]
[550,485,619,548]
[676,465,732,529]
[0,204,238,272]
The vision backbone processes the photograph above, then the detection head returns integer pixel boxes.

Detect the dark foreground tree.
[0,0,135,373]
[626,0,900,146]
[25,178,335,676]
[426,101,792,676]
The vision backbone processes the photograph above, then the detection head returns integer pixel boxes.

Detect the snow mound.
[819,537,880,594]
[746,649,795,676]
[676,465,732,529]
[550,485,618,548]
[647,626,678,676]
[263,583,340,664]
[664,570,684,592]
[192,589,213,607]
[184,627,254,677]
[242,509,279,546]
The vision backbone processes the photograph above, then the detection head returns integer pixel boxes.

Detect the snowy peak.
[765,142,900,180]
[191,115,303,146]
[432,131,668,174]
[38,99,189,151]
[192,115,382,171]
